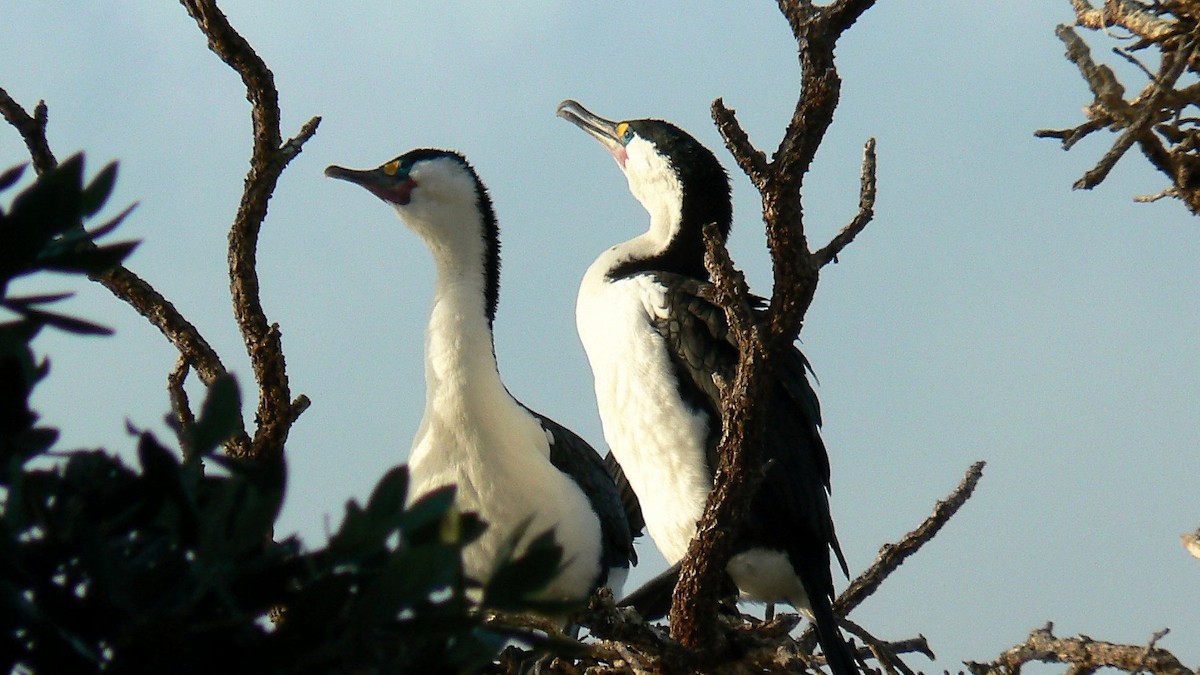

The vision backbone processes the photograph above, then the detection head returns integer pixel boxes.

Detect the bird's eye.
[616,123,634,145]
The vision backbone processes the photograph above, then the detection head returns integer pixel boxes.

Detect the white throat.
[621,145,684,255]
[396,201,507,421]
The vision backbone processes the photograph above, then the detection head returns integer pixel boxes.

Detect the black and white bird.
[557,100,857,674]
[325,148,637,602]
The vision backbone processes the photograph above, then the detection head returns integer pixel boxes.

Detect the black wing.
[604,450,645,537]
[649,272,855,674]
[529,410,639,581]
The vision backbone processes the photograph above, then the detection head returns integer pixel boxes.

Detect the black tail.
[618,562,744,622]
[806,584,858,675]
[617,562,680,620]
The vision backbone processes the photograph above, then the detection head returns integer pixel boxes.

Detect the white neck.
[399,203,509,418]
[629,165,683,248]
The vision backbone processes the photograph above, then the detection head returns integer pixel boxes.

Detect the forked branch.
[0,88,254,457]
[670,0,881,656]
[179,0,317,459]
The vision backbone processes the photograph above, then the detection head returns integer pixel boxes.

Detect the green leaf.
[6,304,113,336]
[327,499,376,557]
[4,292,73,306]
[39,240,138,275]
[361,543,461,618]
[80,161,117,217]
[84,202,137,241]
[399,485,458,544]
[482,528,566,611]
[0,163,25,192]
[9,153,84,239]
[365,465,409,523]
[184,374,241,456]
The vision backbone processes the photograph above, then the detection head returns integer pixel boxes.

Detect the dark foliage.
[0,156,568,674]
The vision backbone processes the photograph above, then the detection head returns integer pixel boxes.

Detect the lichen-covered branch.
[179,0,317,459]
[668,226,771,655]
[965,624,1193,675]
[1039,1,1200,215]
[813,137,877,267]
[1182,528,1200,559]
[0,88,56,174]
[670,0,881,657]
[796,461,985,654]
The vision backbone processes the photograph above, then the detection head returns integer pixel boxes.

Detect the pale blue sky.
[2,2,1197,667]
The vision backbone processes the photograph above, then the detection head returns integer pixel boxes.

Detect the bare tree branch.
[813,137,877,267]
[712,98,769,187]
[1181,528,1200,560]
[179,0,318,459]
[168,356,197,457]
[965,623,1192,675]
[1040,4,1200,214]
[838,460,983,617]
[670,0,881,656]
[669,226,771,654]
[0,89,256,457]
[1070,0,1180,42]
[575,588,933,674]
[1073,36,1197,190]
[0,88,56,174]
[795,461,985,655]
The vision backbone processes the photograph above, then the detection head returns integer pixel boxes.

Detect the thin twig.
[1074,37,1196,190]
[835,460,985,616]
[0,90,254,457]
[711,98,769,188]
[813,137,877,267]
[179,0,318,459]
[796,461,986,654]
[0,88,56,174]
[965,623,1193,675]
[168,356,197,457]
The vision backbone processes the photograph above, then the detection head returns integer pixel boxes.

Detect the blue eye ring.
[383,158,413,177]
[616,122,634,145]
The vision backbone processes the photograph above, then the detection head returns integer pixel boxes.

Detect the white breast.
[576,260,714,564]
[408,407,603,601]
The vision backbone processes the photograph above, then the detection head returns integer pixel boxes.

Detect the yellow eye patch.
[383,159,401,176]
[615,122,629,139]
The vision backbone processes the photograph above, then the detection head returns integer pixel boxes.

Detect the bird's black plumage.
[559,100,857,675]
[608,120,732,282]
[531,410,640,581]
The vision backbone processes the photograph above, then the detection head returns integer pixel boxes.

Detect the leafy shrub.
[0,156,567,674]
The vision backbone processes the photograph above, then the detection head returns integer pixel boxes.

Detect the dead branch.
[1182,528,1200,559]
[168,356,197,456]
[558,589,934,674]
[1039,2,1200,214]
[670,0,881,656]
[179,0,317,459]
[668,226,772,654]
[794,461,985,655]
[711,99,769,187]
[0,89,255,457]
[0,88,56,174]
[838,460,983,617]
[813,138,878,267]
[965,623,1193,675]
[1070,0,1180,42]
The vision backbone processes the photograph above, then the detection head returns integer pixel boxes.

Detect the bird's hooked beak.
[557,99,627,165]
[325,163,414,205]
